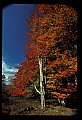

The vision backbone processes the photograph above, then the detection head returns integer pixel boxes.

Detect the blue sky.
[2,4,35,77]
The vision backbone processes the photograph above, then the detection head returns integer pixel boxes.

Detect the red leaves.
[21,89,26,96]
[26,4,77,100]
[10,42,39,95]
[9,4,77,100]
[11,87,26,97]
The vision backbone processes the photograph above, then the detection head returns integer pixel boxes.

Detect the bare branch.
[34,84,41,95]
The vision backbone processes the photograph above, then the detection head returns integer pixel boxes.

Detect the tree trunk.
[39,58,45,109]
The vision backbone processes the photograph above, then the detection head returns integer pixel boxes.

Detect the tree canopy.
[7,4,77,99]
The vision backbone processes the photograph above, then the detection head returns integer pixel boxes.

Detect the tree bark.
[39,58,45,109]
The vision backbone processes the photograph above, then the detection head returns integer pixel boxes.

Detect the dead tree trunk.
[34,58,46,109]
[39,58,45,109]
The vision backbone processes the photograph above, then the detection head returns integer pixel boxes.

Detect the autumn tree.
[8,4,77,108]
[7,40,39,98]
[26,4,77,105]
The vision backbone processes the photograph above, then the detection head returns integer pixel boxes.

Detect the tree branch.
[34,84,41,95]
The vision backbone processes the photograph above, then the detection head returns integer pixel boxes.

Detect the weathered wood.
[39,58,45,109]
[34,84,41,95]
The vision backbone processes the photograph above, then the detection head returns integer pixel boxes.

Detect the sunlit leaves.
[8,4,77,99]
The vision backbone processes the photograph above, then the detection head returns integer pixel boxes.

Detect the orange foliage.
[51,91,71,99]
[26,4,77,99]
[8,4,77,99]
[11,87,26,97]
